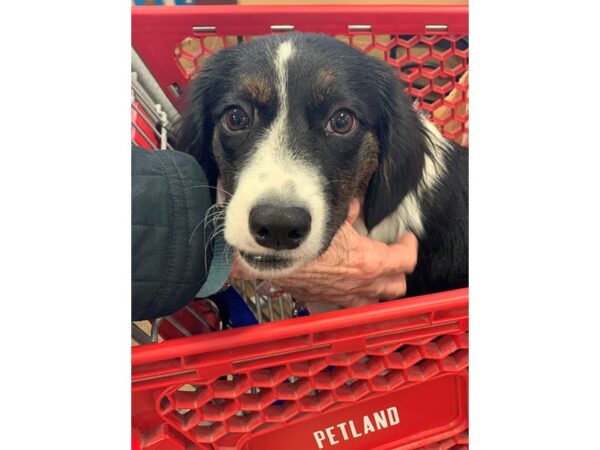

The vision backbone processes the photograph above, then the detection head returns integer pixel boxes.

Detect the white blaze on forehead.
[275,40,294,86]
[223,39,327,271]
[263,40,295,165]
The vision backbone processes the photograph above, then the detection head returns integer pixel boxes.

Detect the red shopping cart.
[131,5,468,449]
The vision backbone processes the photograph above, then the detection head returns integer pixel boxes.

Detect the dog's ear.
[177,62,221,200]
[363,66,430,231]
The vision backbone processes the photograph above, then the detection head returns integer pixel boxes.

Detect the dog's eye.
[222,107,250,131]
[326,110,356,135]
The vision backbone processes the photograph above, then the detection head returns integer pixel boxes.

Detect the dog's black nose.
[249,204,311,250]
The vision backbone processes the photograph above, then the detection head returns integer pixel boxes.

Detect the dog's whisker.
[204,227,224,267]
[320,179,346,187]
[204,224,226,256]
[204,214,225,246]
[204,226,222,253]
[185,184,234,198]
[222,240,232,261]
[203,207,226,226]
[197,208,222,232]
[190,206,227,246]
[201,213,226,270]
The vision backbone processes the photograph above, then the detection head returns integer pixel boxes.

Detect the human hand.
[230,199,419,308]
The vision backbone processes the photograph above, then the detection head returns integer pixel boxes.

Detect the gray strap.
[196,227,233,298]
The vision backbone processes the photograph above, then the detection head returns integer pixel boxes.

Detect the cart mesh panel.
[157,334,468,447]
[174,34,468,146]
[133,294,468,449]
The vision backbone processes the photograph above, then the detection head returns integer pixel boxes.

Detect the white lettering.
[373,410,388,430]
[387,407,400,425]
[349,420,362,438]
[363,416,375,434]
[325,427,338,445]
[312,406,401,448]
[336,422,349,441]
[313,430,326,449]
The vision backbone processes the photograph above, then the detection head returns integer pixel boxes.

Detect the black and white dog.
[179,33,468,297]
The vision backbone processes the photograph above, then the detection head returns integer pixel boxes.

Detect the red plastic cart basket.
[132,5,469,450]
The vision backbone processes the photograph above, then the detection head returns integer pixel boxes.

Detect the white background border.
[1,1,599,448]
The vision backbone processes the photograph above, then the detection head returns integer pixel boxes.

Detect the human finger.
[383,231,419,274]
[378,276,408,301]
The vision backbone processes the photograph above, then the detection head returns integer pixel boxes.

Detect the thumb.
[386,231,419,273]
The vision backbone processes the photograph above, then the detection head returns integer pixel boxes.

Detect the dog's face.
[180,33,428,276]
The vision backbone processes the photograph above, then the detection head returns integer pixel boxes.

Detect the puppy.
[179,33,468,297]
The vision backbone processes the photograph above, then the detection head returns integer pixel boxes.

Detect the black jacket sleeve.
[132,146,213,320]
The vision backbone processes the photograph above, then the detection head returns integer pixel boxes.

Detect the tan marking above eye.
[312,69,337,104]
[240,75,273,105]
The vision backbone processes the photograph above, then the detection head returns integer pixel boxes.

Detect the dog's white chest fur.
[353,211,410,244]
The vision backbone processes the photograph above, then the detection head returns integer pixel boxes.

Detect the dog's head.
[179,33,431,276]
